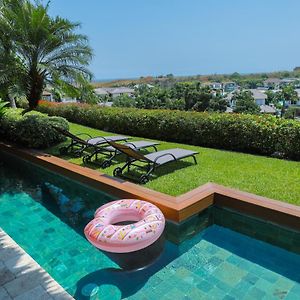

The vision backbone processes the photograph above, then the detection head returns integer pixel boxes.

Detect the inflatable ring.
[84,199,165,253]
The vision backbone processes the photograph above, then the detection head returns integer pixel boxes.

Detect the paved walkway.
[0,229,73,300]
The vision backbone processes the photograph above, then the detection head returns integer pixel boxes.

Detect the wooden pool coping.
[1,141,300,230]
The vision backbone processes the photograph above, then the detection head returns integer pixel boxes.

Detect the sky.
[48,0,300,80]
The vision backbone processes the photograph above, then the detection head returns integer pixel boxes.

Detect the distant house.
[249,89,267,106]
[94,87,135,98]
[99,101,113,107]
[210,82,223,90]
[224,91,235,107]
[259,105,277,114]
[42,91,53,102]
[223,82,238,93]
[134,84,154,89]
[94,88,109,96]
[225,107,233,113]
[109,87,135,98]
[263,78,281,89]
[281,78,298,85]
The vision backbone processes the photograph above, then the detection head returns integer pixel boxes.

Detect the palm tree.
[0,0,93,110]
[0,0,23,108]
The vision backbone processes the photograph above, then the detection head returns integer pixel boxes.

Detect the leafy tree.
[230,72,241,80]
[75,74,99,104]
[165,98,185,110]
[0,0,23,108]
[233,91,260,114]
[171,82,212,111]
[280,85,298,105]
[265,90,279,105]
[112,94,136,108]
[0,99,9,118]
[135,85,171,109]
[0,0,92,110]
[284,106,300,119]
[207,97,227,112]
[191,87,212,112]
[52,88,62,102]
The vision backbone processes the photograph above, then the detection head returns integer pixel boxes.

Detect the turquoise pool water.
[1,154,300,299]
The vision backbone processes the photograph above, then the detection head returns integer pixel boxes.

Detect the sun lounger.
[108,141,198,183]
[52,126,129,156]
[83,140,160,168]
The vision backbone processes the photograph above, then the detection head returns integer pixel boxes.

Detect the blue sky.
[48,0,300,80]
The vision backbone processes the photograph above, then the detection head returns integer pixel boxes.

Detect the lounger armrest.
[124,142,137,149]
[153,153,177,164]
[94,136,109,145]
[77,133,93,139]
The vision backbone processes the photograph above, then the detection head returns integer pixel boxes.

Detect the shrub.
[0,100,9,118]
[0,109,69,148]
[37,102,300,160]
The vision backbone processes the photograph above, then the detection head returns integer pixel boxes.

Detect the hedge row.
[0,109,69,148]
[37,101,300,160]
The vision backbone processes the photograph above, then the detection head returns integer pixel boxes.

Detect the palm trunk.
[9,96,16,108]
[25,70,44,112]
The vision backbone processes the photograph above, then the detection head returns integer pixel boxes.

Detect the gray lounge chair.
[82,140,160,168]
[109,141,198,183]
[52,126,129,157]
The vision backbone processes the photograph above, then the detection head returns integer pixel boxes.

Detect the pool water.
[1,155,300,299]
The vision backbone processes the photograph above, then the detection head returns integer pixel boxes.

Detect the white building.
[260,105,277,114]
[263,78,282,89]
[249,89,267,106]
[94,87,135,98]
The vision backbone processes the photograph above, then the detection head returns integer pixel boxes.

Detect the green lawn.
[47,122,300,205]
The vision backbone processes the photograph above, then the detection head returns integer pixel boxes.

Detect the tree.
[233,91,260,114]
[280,85,298,105]
[265,90,278,105]
[0,0,22,108]
[207,97,227,112]
[112,94,136,108]
[171,82,212,111]
[0,0,92,110]
[0,99,9,118]
[135,85,171,109]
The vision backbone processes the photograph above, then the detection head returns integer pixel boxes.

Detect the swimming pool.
[1,152,300,299]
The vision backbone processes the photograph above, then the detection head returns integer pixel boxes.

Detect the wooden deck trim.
[1,141,300,228]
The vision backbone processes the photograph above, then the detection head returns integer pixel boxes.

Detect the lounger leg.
[74,144,87,157]
[101,151,116,168]
[139,163,155,184]
[84,147,99,162]
[192,155,197,164]
[113,159,132,177]
[60,140,78,155]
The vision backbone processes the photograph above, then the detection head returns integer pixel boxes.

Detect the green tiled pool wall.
[166,207,213,244]
[1,151,115,201]
[213,206,300,255]
[1,151,117,233]
[166,206,300,256]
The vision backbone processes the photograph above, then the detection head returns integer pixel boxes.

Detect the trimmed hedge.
[37,101,300,160]
[0,109,69,148]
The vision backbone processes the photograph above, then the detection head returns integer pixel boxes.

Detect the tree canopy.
[0,0,93,109]
[233,91,260,114]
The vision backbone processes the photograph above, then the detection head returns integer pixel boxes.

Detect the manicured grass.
[47,122,300,205]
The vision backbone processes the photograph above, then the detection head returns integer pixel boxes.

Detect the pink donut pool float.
[84,199,165,253]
